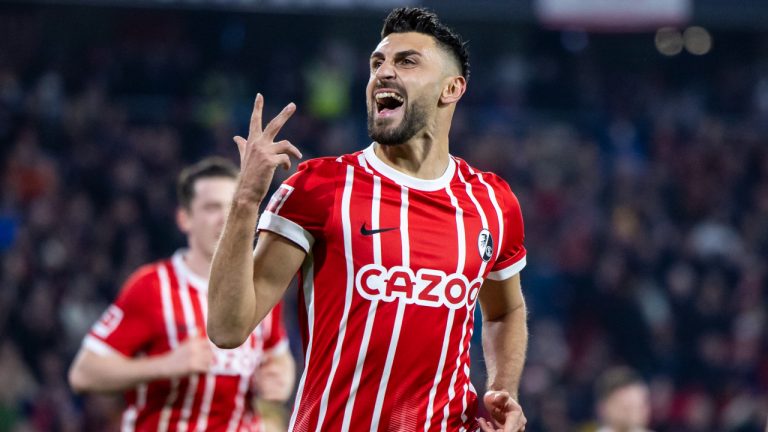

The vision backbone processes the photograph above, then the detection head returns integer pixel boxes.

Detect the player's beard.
[367,99,429,146]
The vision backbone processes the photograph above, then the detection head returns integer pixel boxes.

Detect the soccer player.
[594,367,653,432]
[68,157,295,432]
[208,7,528,432]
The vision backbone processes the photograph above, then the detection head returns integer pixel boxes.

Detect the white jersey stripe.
[357,153,374,174]
[314,166,356,432]
[471,168,505,261]
[342,175,383,431]
[370,185,410,432]
[120,407,137,432]
[158,265,179,348]
[288,253,316,431]
[158,264,180,432]
[188,286,216,432]
[454,166,491,426]
[175,260,200,432]
[195,374,217,432]
[225,374,251,432]
[425,183,466,432]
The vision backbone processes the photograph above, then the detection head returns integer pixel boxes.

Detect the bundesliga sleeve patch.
[265,184,294,214]
[92,305,124,338]
[478,228,494,262]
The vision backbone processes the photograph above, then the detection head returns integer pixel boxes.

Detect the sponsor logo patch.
[355,264,482,310]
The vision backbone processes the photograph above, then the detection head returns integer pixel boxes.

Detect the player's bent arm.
[478,273,528,400]
[208,205,305,349]
[68,336,212,393]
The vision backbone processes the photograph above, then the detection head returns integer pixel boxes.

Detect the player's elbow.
[207,323,248,349]
[68,362,92,394]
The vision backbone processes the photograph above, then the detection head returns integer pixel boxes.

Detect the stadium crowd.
[0,5,766,431]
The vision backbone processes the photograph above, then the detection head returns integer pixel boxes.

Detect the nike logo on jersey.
[360,222,398,236]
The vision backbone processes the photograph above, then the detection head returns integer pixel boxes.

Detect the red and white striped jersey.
[84,250,288,432]
[257,144,527,432]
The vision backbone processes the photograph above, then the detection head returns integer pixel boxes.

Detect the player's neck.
[374,132,450,180]
[183,248,212,280]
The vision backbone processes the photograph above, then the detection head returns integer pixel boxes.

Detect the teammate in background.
[594,367,653,432]
[208,7,528,432]
[68,157,295,432]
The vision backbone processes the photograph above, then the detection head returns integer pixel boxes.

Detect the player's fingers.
[272,140,303,160]
[249,93,264,138]
[233,136,247,156]
[518,414,527,432]
[263,102,296,140]
[477,418,495,432]
[506,410,522,432]
[273,154,291,171]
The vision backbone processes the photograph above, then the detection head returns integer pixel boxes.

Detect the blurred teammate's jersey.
[258,144,527,432]
[84,251,288,432]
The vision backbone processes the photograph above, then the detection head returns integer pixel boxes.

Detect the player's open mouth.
[374,90,405,118]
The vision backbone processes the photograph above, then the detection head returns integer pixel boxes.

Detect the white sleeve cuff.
[83,334,122,357]
[257,212,314,253]
[486,256,527,281]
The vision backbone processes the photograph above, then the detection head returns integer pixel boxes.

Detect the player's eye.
[399,57,416,66]
[371,60,383,70]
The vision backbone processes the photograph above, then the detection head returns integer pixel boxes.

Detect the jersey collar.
[363,143,456,192]
[172,250,209,292]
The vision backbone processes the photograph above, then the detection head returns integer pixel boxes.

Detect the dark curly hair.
[381,7,470,81]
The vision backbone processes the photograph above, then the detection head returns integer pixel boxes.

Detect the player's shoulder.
[290,150,369,182]
[453,157,514,192]
[118,259,168,298]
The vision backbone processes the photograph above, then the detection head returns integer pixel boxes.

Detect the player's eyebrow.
[370,49,423,61]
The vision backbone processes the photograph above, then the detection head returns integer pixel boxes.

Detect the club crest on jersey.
[478,228,493,262]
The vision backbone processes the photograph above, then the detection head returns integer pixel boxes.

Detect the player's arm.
[208,94,303,349]
[478,273,528,432]
[68,337,212,393]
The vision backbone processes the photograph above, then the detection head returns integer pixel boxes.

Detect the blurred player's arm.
[208,94,303,349]
[478,273,528,431]
[68,336,213,393]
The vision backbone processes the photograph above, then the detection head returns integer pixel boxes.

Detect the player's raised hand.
[478,390,526,432]
[233,93,302,204]
[162,337,214,378]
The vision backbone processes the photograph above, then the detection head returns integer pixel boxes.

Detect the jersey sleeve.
[262,301,289,357]
[257,158,339,253]
[487,178,527,281]
[83,266,159,357]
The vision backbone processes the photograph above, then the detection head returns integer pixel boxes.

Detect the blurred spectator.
[593,367,652,432]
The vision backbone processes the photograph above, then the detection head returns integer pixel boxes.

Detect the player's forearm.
[69,349,177,393]
[208,197,261,348]
[482,300,528,399]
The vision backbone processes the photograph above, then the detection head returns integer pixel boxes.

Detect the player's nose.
[374,60,396,81]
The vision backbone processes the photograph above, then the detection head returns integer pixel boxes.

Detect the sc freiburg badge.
[478,228,493,262]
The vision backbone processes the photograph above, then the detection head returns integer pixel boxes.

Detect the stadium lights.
[683,26,713,55]
[655,26,712,56]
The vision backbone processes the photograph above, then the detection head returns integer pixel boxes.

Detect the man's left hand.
[478,390,526,432]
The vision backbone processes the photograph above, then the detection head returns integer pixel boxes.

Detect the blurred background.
[1,0,768,430]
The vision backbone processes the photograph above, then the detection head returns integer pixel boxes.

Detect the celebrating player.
[68,157,295,431]
[208,7,528,432]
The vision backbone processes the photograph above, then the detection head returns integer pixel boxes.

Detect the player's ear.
[439,74,466,105]
[176,207,191,234]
